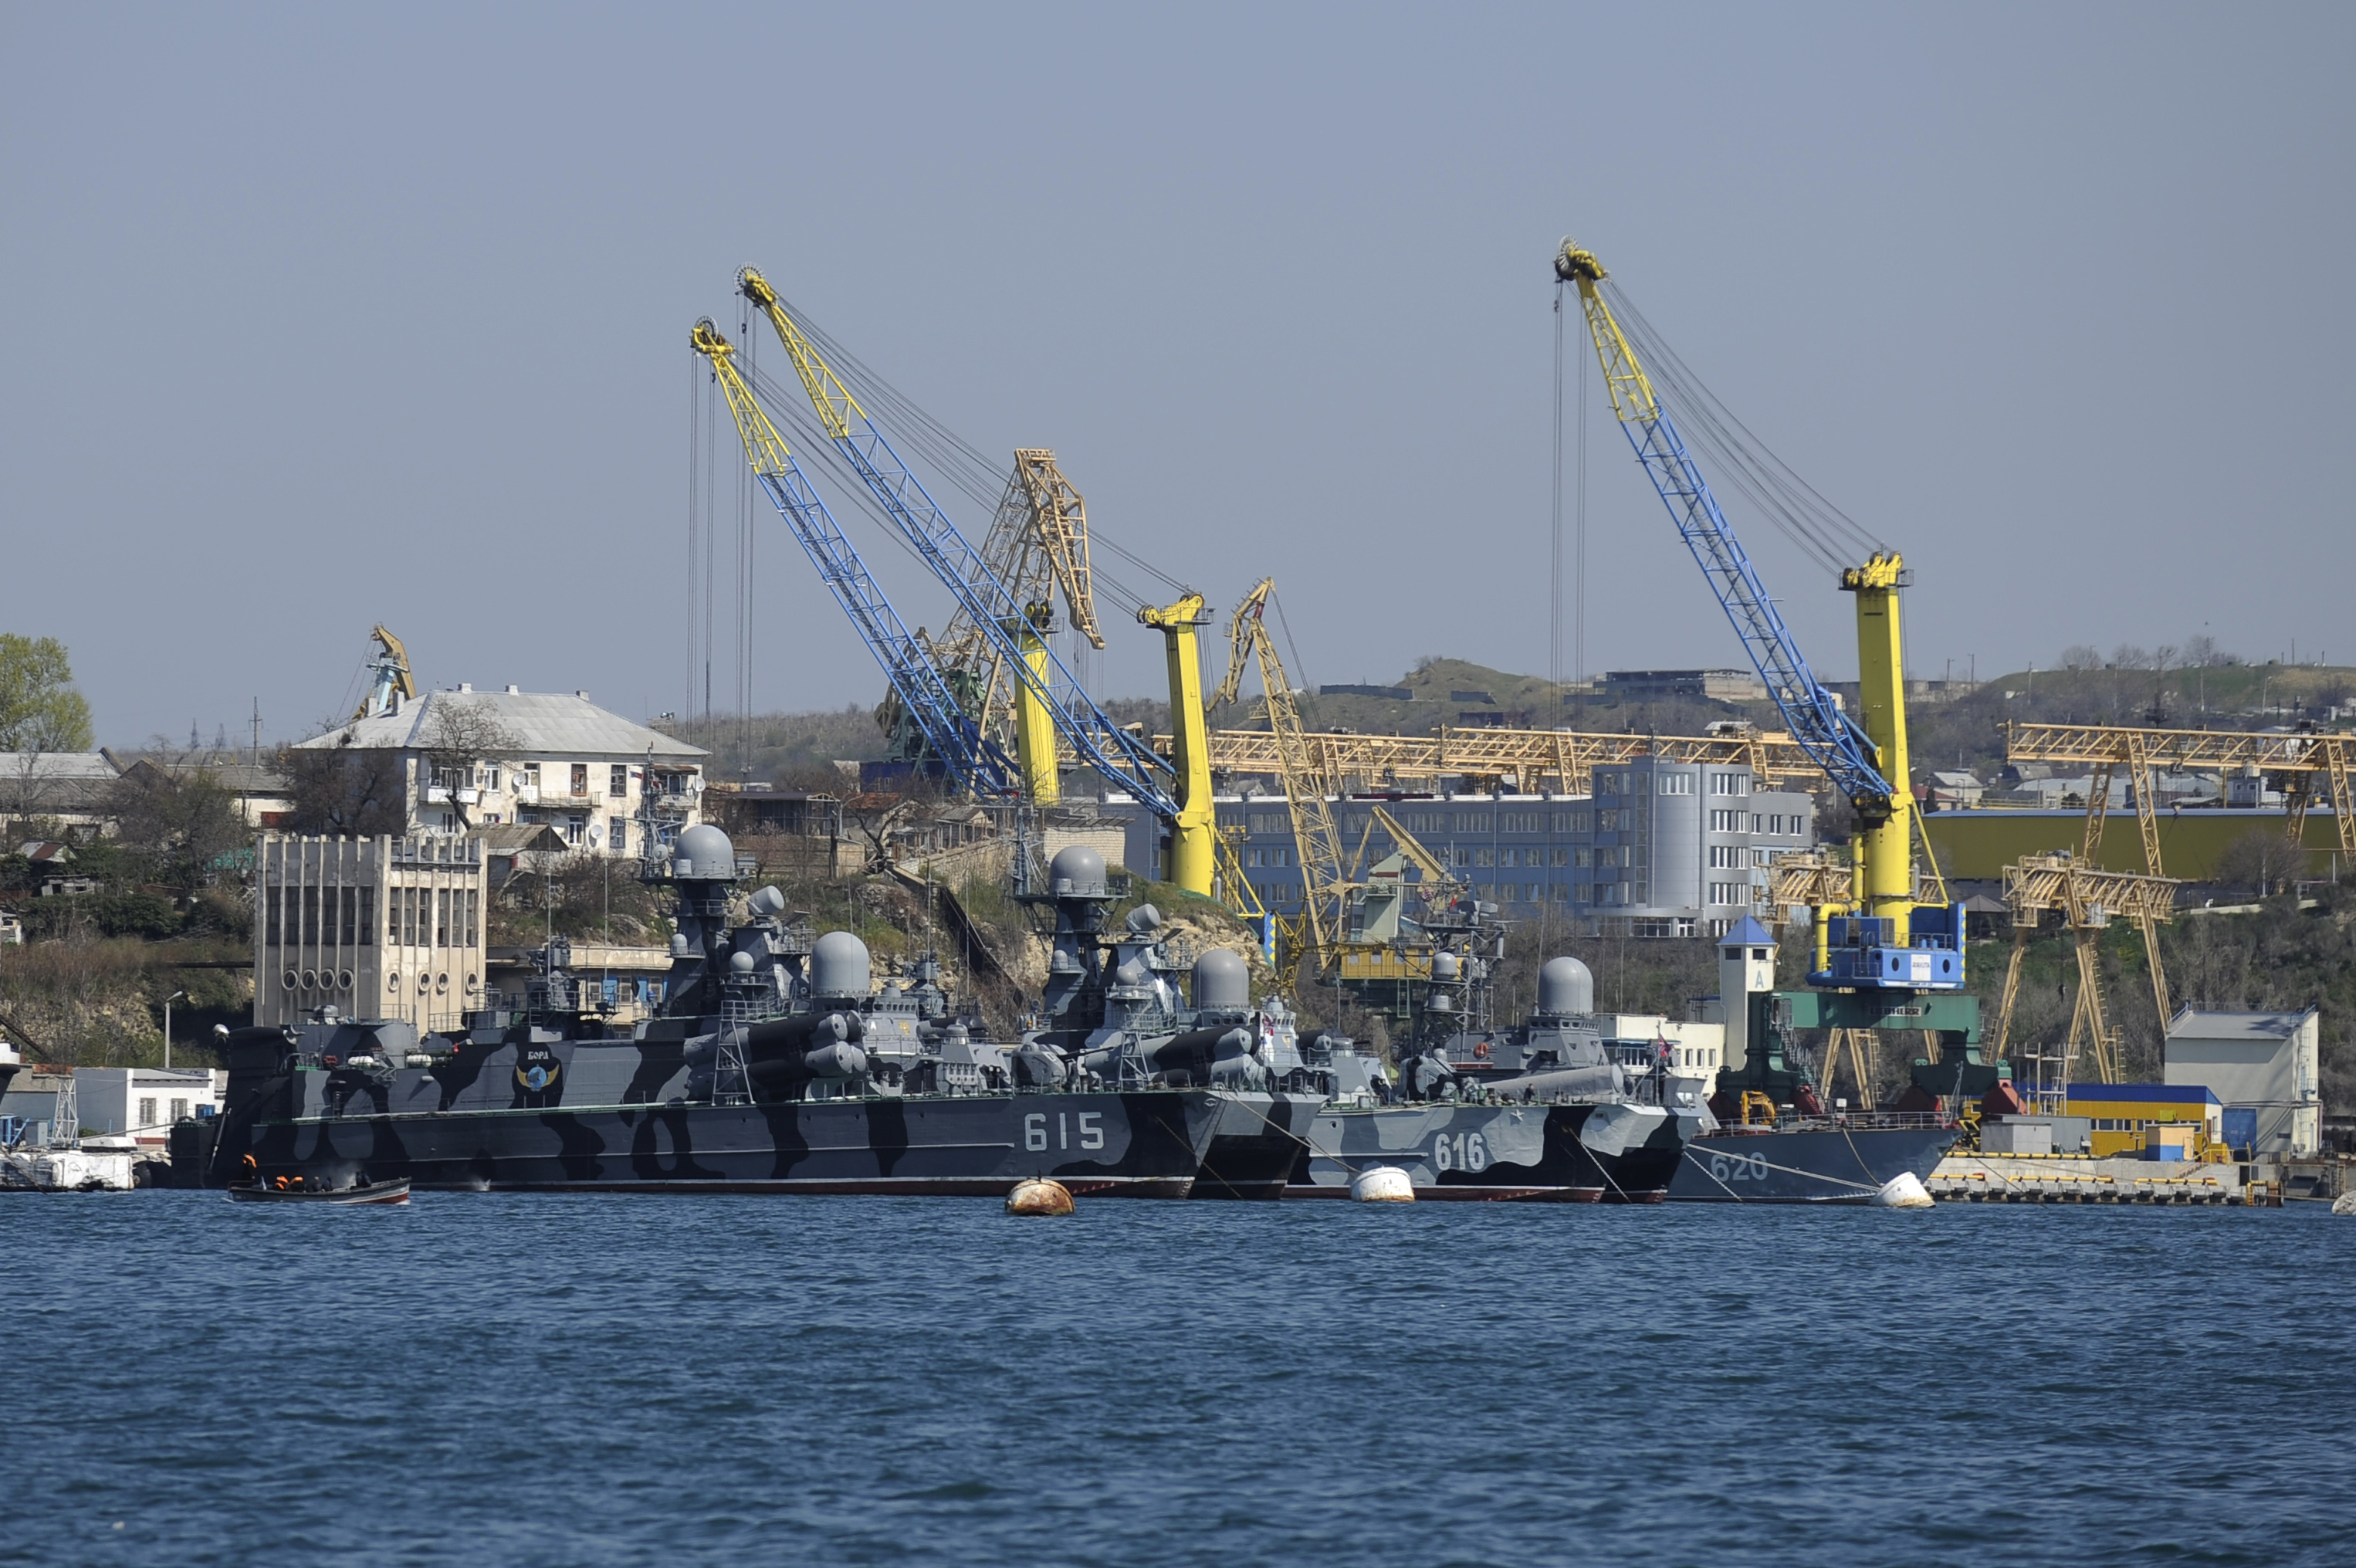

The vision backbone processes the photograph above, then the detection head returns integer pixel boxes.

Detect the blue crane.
[1555,240,1962,994]
[690,320,1017,798]
[736,269,1180,822]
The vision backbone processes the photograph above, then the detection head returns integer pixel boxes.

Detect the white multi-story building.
[291,686,706,858]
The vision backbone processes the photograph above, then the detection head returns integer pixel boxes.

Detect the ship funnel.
[1537,957,1594,1018]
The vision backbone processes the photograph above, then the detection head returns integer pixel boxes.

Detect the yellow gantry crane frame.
[2007,720,2356,870]
[1995,853,2180,1091]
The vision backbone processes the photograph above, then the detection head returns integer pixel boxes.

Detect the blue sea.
[4,1193,2348,1566]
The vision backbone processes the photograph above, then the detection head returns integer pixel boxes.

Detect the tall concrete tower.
[1718,915,1778,1075]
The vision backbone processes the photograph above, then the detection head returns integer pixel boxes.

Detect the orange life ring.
[1474,1039,1490,1059]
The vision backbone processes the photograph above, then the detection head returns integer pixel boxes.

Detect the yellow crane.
[930,449,1107,804]
[1210,577,1351,971]
[354,626,415,721]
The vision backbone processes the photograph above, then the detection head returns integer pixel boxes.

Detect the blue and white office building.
[1106,755,1816,940]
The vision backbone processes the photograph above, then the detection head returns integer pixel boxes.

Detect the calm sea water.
[3,1192,2348,1566]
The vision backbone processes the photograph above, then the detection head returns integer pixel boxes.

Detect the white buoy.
[1349,1165,1416,1203]
[1870,1171,1935,1208]
[1005,1177,1075,1215]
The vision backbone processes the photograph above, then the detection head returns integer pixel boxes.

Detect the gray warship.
[1288,922,1687,1202]
[190,829,1312,1199]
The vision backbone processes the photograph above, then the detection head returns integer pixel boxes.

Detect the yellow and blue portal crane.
[1554,239,1964,996]
[733,268,1216,896]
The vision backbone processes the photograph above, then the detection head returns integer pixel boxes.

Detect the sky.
[4,2,2351,748]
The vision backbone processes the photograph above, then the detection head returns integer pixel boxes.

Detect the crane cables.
[741,296,1188,622]
[1599,281,1887,581]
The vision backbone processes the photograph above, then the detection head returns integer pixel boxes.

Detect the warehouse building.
[2165,1008,2321,1157]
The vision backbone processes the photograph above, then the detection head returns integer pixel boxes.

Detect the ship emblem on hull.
[515,1045,564,1106]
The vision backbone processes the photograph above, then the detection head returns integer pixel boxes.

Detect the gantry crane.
[735,269,1182,838]
[1995,854,2179,1099]
[1191,722,1823,794]
[2007,720,2356,871]
[354,626,415,721]
[691,320,1017,798]
[1556,237,1986,1109]
[1210,577,1351,970]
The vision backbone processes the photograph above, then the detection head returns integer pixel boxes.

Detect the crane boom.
[1215,578,1351,967]
[690,320,1016,798]
[1554,243,1889,809]
[736,269,1176,819]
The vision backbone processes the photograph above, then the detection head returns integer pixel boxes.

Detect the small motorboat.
[226,1176,411,1206]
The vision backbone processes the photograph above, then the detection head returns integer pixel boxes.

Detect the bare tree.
[418,698,520,831]
[278,734,408,837]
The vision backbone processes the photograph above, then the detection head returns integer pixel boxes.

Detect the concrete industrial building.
[1107,756,1814,939]
[252,832,489,1031]
[2165,1008,2321,1157]
[292,687,706,859]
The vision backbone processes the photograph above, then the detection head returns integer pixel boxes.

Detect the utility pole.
[164,989,186,1069]
[251,699,262,768]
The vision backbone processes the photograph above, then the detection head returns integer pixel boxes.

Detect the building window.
[1711,772,1751,797]
[1752,847,1770,869]
[1657,773,1694,796]
[610,817,629,854]
[610,764,628,798]
[1453,811,1491,832]
[138,1097,157,1128]
[484,764,501,791]
[267,886,283,946]
[436,889,450,947]
[1708,845,1744,869]
[1501,811,1544,833]
[524,764,541,791]
[570,764,590,796]
[1708,881,1748,906]
[170,1098,188,1123]
[1473,848,1495,867]
[566,817,584,845]
[1249,811,1287,835]
[1498,848,1516,869]
[1247,848,1265,869]
[1708,808,1742,831]
[1575,848,1593,868]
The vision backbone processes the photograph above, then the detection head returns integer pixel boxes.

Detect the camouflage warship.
[1288,931,1687,1202]
[192,828,1312,1198]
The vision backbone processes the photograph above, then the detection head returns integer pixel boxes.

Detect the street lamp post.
[164,989,187,1070]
